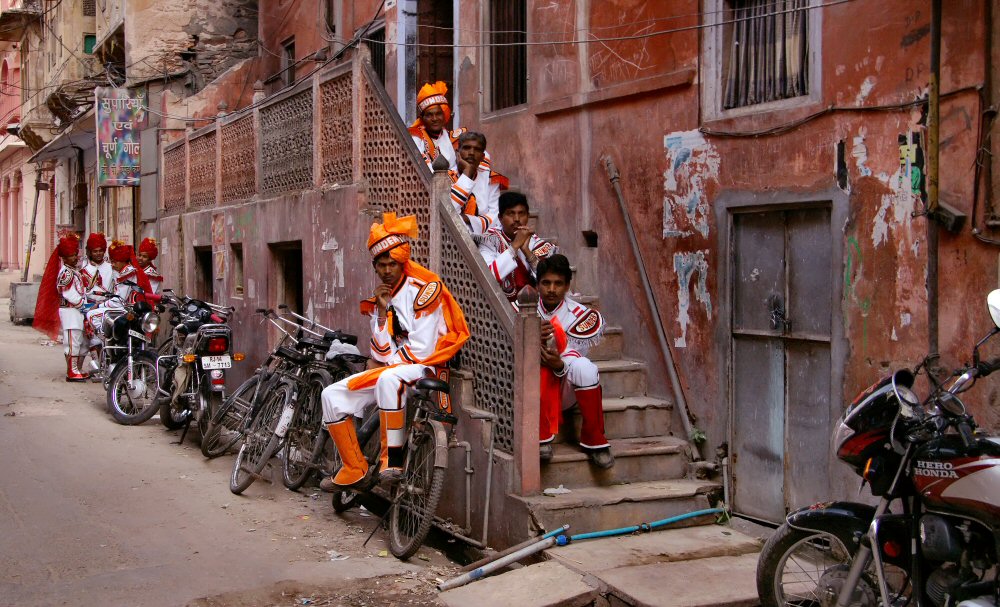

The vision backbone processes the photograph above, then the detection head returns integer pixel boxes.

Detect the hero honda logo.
[914,460,959,478]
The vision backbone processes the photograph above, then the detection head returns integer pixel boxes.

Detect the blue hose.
[555,508,724,546]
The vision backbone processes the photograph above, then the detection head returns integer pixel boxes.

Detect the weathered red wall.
[454,0,998,457]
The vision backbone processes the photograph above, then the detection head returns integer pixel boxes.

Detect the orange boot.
[326,419,370,487]
[66,355,87,382]
[378,409,406,483]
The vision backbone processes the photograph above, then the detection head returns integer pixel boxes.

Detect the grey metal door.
[730,207,832,522]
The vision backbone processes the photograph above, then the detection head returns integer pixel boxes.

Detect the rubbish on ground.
[378,550,388,557]
[543,484,571,496]
[327,549,350,561]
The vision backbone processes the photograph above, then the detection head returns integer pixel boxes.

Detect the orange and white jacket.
[449,160,508,236]
[478,225,557,302]
[537,296,605,365]
[363,276,449,367]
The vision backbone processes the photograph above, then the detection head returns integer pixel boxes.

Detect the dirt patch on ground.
[189,571,449,606]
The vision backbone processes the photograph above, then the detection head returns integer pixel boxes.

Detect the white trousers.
[321,364,430,447]
[559,356,600,407]
[62,329,84,356]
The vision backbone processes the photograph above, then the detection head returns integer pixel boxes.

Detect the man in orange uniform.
[320,213,469,489]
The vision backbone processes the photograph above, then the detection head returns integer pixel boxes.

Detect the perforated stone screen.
[440,225,516,452]
[260,89,314,196]
[221,114,257,203]
[320,73,353,186]
[188,131,217,208]
[360,77,431,265]
[163,143,186,212]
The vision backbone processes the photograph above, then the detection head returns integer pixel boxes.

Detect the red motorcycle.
[757,292,1000,607]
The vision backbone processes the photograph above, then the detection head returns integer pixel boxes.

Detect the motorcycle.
[757,291,1000,607]
[98,282,163,425]
[155,290,241,442]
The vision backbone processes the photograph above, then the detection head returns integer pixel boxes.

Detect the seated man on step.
[319,213,469,490]
[448,131,508,236]
[478,191,557,303]
[536,254,614,469]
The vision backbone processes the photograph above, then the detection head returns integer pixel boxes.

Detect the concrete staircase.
[512,292,724,541]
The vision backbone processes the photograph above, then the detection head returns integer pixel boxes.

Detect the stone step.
[595,358,647,398]
[555,395,673,442]
[541,436,689,488]
[520,479,721,537]
[587,325,623,361]
[439,560,599,607]
[546,526,763,607]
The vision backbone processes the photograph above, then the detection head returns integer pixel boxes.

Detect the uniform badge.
[414,281,442,311]
[568,309,603,339]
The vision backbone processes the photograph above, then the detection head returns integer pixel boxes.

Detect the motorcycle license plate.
[128,329,148,342]
[201,355,232,370]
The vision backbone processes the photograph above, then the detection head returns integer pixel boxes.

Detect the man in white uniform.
[478,191,557,302]
[448,131,508,235]
[320,213,469,489]
[33,234,89,381]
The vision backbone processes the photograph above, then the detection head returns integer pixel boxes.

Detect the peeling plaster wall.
[125,0,258,89]
[452,0,997,454]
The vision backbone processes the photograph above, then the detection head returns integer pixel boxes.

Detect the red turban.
[410,81,451,128]
[33,233,81,340]
[138,237,158,260]
[108,240,153,299]
[87,232,107,251]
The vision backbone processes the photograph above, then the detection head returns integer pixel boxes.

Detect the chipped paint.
[835,64,846,76]
[663,130,719,239]
[901,312,912,326]
[855,76,876,104]
[673,250,711,348]
[851,129,872,177]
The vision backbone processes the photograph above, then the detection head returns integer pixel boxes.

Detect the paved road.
[0,300,451,606]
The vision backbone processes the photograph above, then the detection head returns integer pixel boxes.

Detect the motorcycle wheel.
[106,351,161,425]
[197,388,224,440]
[281,371,333,491]
[757,523,871,607]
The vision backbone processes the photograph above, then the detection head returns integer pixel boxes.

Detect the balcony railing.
[160,50,541,497]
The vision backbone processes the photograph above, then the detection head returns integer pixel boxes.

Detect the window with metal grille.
[365,27,386,84]
[489,0,526,111]
[722,0,810,109]
[82,0,95,17]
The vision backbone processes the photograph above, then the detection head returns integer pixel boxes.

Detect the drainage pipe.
[603,156,701,460]
[451,438,473,535]
[461,525,569,573]
[437,535,557,592]
[555,508,724,545]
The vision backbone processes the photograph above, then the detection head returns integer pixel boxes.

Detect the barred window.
[723,0,809,109]
[489,0,526,111]
[365,27,386,84]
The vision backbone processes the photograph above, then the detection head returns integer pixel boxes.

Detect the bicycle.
[228,309,365,495]
[327,375,455,560]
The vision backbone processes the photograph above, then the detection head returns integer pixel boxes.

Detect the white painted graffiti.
[663,130,720,239]
[673,250,712,348]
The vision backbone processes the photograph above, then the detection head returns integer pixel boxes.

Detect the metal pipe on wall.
[927,0,942,361]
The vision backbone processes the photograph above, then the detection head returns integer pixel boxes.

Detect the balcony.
[0,0,41,42]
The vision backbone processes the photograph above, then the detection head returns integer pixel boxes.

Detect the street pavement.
[0,297,452,606]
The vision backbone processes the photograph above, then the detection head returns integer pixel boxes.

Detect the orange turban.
[348,212,470,391]
[367,212,418,263]
[410,81,451,128]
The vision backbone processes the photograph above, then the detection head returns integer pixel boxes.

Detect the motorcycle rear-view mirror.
[988,290,1000,329]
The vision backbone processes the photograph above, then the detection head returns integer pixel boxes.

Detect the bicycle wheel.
[229,382,289,495]
[281,371,332,490]
[201,374,262,458]
[331,414,382,512]
[106,351,161,425]
[388,419,446,560]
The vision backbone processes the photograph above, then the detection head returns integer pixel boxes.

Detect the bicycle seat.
[416,377,450,394]
[298,337,331,351]
[275,345,312,365]
[323,330,358,346]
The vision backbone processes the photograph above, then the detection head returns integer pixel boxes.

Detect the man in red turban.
[318,213,469,490]
[137,237,163,294]
[33,233,89,381]
[81,232,112,303]
[85,241,154,359]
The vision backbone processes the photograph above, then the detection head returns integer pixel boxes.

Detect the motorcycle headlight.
[140,312,160,333]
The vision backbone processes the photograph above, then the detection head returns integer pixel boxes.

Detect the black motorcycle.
[101,283,163,425]
[757,291,1000,607]
[155,290,240,441]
